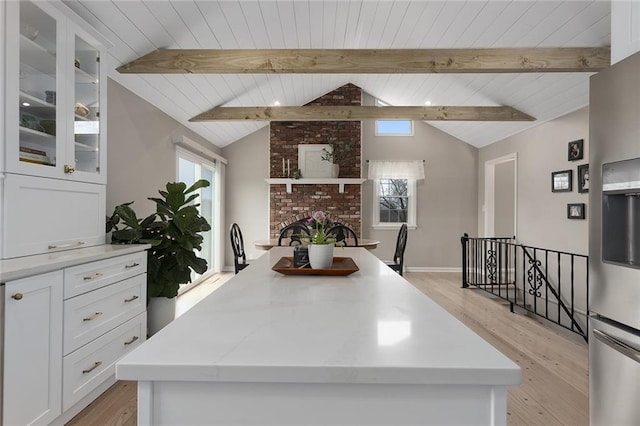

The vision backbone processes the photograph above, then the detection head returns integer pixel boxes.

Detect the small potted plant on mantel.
[106,180,211,335]
[321,139,354,178]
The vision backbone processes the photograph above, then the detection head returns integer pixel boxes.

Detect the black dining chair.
[327,224,359,246]
[229,223,249,274]
[278,222,311,246]
[384,224,408,276]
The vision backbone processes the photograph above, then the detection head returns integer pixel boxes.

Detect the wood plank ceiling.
[62,0,611,148]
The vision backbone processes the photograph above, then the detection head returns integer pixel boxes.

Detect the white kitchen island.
[117,247,520,425]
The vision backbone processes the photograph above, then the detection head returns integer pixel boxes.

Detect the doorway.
[484,153,517,238]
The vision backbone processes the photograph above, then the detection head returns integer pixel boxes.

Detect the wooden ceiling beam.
[118,48,610,74]
[189,106,535,122]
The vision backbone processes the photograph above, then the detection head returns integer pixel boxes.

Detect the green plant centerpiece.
[321,139,354,178]
[106,180,211,299]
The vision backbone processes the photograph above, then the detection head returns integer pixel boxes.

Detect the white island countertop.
[117,247,520,387]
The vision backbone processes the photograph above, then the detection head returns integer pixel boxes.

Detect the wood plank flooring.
[67,272,588,425]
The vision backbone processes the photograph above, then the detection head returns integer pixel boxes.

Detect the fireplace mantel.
[265,178,366,194]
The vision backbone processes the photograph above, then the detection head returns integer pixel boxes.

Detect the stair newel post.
[461,233,469,288]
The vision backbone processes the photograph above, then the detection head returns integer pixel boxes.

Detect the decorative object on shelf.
[568,139,584,161]
[45,90,56,105]
[298,144,333,178]
[39,119,56,135]
[74,102,90,118]
[74,58,80,69]
[321,139,354,178]
[20,23,38,41]
[568,203,586,219]
[578,164,589,193]
[292,168,302,179]
[552,169,573,192]
[106,180,211,334]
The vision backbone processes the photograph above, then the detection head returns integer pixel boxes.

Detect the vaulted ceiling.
[62,1,611,148]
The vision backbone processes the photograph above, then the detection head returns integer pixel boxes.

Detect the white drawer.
[63,274,146,355]
[62,313,146,411]
[64,251,147,298]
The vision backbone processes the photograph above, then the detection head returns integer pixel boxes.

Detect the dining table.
[116,246,520,425]
[254,238,380,250]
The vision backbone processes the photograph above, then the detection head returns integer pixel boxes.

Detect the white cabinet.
[2,0,108,184]
[2,270,63,426]
[1,173,106,259]
[1,246,148,425]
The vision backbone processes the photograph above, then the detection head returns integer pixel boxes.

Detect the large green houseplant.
[106,180,211,300]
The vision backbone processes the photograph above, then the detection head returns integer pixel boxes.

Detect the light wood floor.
[67,272,588,425]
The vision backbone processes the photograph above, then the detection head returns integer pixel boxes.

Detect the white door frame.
[484,153,517,238]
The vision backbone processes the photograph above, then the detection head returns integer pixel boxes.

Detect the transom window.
[375,99,413,136]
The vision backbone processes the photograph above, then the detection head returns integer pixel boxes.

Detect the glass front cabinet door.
[4,0,107,184]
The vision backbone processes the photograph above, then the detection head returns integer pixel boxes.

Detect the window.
[375,99,413,136]
[368,160,424,229]
[177,149,219,293]
[373,178,417,228]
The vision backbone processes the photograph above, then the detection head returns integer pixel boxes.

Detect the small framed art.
[578,164,589,193]
[568,139,584,161]
[568,203,586,219]
[552,170,573,192]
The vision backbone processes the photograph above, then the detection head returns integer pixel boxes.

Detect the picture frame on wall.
[568,203,586,219]
[578,164,589,193]
[297,144,333,178]
[568,139,584,161]
[552,170,573,192]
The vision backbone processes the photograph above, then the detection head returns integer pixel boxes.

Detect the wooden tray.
[272,257,359,276]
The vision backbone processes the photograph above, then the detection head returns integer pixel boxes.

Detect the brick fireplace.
[269,84,362,238]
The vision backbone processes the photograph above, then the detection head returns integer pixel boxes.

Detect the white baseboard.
[405,267,462,273]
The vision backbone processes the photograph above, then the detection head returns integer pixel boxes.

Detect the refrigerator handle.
[593,329,640,363]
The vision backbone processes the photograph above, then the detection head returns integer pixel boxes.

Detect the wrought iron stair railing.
[461,234,589,341]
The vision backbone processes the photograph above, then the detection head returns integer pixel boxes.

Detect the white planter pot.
[308,244,334,269]
[147,296,176,336]
[331,164,340,178]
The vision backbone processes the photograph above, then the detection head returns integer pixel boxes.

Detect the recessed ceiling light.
[273,101,280,106]
[425,101,432,106]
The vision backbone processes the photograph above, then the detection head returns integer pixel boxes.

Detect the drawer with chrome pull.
[62,312,146,411]
[63,274,145,355]
[64,251,147,299]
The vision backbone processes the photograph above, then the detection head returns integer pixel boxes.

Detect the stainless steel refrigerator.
[589,51,640,426]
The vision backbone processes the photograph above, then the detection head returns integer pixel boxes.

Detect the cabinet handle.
[12,293,23,301]
[83,272,104,280]
[124,336,139,346]
[125,263,140,269]
[82,361,102,374]
[64,165,76,174]
[48,241,85,250]
[83,312,103,322]
[124,295,139,303]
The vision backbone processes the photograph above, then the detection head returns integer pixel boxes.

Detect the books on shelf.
[19,147,52,165]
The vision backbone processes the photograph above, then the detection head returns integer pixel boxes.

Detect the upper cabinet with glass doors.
[3,0,108,184]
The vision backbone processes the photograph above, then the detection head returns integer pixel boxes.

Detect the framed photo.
[568,139,584,161]
[578,164,589,193]
[567,203,586,219]
[298,144,333,178]
[552,170,573,192]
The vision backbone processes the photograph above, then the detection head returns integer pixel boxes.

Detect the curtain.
[367,160,425,180]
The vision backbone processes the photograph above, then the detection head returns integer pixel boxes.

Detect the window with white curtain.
[368,161,424,229]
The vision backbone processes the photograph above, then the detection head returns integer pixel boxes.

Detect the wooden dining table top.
[254,238,380,251]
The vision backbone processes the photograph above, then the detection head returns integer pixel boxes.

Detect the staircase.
[461,234,589,341]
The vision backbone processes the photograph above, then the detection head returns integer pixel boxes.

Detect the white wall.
[107,79,221,217]
[221,126,270,267]
[478,107,590,255]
